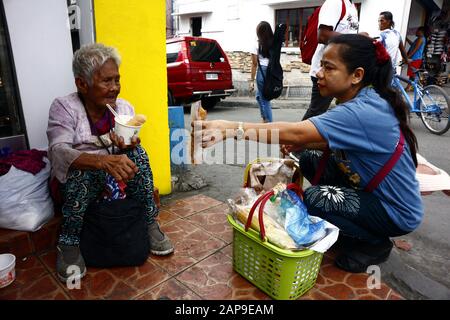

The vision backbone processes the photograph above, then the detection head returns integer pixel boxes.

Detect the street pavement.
[163,95,450,300]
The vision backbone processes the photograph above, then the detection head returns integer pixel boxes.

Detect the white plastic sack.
[228,187,340,253]
[306,218,339,253]
[0,158,54,232]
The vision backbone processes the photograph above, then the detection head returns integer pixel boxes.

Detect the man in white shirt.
[303,0,360,120]
[378,11,409,71]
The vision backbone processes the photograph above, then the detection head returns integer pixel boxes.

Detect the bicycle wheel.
[419,85,450,135]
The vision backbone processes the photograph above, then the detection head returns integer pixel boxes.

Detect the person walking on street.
[250,21,274,123]
[378,11,410,70]
[302,0,360,120]
[405,27,426,91]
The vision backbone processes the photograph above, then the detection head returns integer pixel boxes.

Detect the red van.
[166,36,235,109]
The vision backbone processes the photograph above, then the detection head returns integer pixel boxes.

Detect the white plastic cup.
[114,115,142,145]
[0,253,16,288]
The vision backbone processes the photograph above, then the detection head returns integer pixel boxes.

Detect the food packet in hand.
[190,100,207,122]
[190,101,207,164]
[126,114,147,126]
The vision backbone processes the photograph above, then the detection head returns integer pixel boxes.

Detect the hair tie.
[373,40,390,65]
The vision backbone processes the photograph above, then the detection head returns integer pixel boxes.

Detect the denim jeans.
[299,150,408,245]
[256,65,273,122]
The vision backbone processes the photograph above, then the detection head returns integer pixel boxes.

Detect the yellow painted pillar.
[93,0,171,194]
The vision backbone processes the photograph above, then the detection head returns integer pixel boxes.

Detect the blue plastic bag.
[278,189,326,246]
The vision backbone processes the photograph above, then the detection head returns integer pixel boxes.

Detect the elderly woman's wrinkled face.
[84,58,120,108]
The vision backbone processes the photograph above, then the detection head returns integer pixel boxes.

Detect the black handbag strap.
[78,93,115,155]
[257,53,266,82]
[312,131,405,192]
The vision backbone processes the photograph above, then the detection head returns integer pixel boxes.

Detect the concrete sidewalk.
[164,103,450,300]
[218,96,312,110]
[219,88,425,111]
[0,193,404,300]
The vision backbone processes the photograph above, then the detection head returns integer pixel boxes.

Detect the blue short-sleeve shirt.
[309,87,423,232]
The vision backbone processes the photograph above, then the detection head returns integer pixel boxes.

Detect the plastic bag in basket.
[228,186,339,252]
[278,189,327,247]
[227,188,298,250]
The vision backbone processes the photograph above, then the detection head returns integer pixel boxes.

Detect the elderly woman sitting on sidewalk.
[47,43,173,283]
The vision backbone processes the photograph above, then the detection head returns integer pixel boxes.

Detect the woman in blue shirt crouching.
[198,34,423,273]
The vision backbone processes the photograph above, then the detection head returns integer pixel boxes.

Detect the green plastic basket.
[227,214,323,300]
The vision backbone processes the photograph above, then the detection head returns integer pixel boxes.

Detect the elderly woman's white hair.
[72,43,121,85]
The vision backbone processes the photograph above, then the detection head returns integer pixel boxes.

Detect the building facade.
[172,0,444,51]
[171,0,445,88]
[166,0,175,38]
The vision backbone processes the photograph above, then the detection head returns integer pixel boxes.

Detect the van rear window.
[189,41,224,62]
[166,42,181,63]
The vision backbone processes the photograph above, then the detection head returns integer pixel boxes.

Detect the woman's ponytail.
[372,45,418,167]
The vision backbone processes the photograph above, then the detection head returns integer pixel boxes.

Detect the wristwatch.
[236,122,244,140]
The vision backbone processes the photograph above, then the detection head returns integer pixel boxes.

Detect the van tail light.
[180,42,189,64]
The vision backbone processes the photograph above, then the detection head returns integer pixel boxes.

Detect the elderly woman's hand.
[110,131,140,150]
[101,154,139,182]
[193,120,236,148]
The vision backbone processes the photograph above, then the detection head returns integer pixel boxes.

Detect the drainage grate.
[282,86,312,99]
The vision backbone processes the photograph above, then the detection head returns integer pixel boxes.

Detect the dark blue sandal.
[335,244,393,273]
